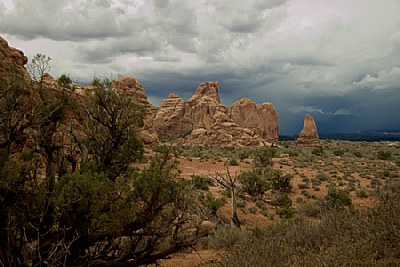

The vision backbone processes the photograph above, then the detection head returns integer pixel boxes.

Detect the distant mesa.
[296,114,320,146]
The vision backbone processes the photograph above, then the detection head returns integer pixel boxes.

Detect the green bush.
[228,158,239,166]
[298,203,321,218]
[315,172,330,181]
[312,146,324,156]
[270,171,293,193]
[200,192,225,216]
[271,194,292,208]
[323,188,352,210]
[191,175,214,190]
[276,207,295,218]
[377,150,392,160]
[239,170,270,199]
[333,150,345,156]
[298,183,310,189]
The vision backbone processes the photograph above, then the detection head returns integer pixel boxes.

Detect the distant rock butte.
[296,114,320,146]
[154,81,279,146]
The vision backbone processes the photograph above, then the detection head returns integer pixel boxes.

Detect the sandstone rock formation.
[230,98,279,144]
[112,76,149,105]
[0,35,29,78]
[296,114,320,146]
[111,76,159,145]
[1,35,279,147]
[153,81,279,146]
[153,93,192,137]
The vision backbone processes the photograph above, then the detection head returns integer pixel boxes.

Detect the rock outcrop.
[153,93,192,138]
[1,35,280,147]
[230,98,279,144]
[296,114,320,146]
[153,81,278,146]
[0,36,29,78]
[112,76,149,105]
[111,76,159,145]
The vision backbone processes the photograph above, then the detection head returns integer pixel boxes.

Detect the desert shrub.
[253,147,276,174]
[276,207,295,218]
[270,171,293,193]
[301,176,310,183]
[191,175,214,190]
[299,202,321,218]
[287,150,299,157]
[311,177,321,186]
[333,150,345,156]
[353,151,362,157]
[322,188,352,210]
[356,188,369,198]
[312,146,324,156]
[239,170,270,199]
[315,171,330,181]
[377,150,392,160]
[200,192,225,216]
[228,158,239,166]
[271,194,292,208]
[298,183,310,189]
[207,227,250,250]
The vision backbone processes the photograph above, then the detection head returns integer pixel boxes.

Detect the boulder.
[296,114,320,146]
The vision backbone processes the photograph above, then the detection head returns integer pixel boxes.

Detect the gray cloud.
[1,0,399,134]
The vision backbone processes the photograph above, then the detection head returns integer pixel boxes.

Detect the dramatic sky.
[1,0,400,134]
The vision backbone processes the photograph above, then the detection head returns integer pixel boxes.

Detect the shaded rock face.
[187,81,221,105]
[112,76,149,105]
[111,76,159,145]
[296,114,320,146]
[153,93,192,137]
[154,81,278,146]
[230,98,279,144]
[0,35,29,78]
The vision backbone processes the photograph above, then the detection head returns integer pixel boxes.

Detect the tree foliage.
[0,61,209,266]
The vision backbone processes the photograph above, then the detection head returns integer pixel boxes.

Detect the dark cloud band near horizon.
[1,0,399,134]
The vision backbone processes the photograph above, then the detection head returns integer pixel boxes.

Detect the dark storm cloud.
[1,0,399,134]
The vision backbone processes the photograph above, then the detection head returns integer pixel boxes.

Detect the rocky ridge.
[1,35,278,147]
[154,81,279,146]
